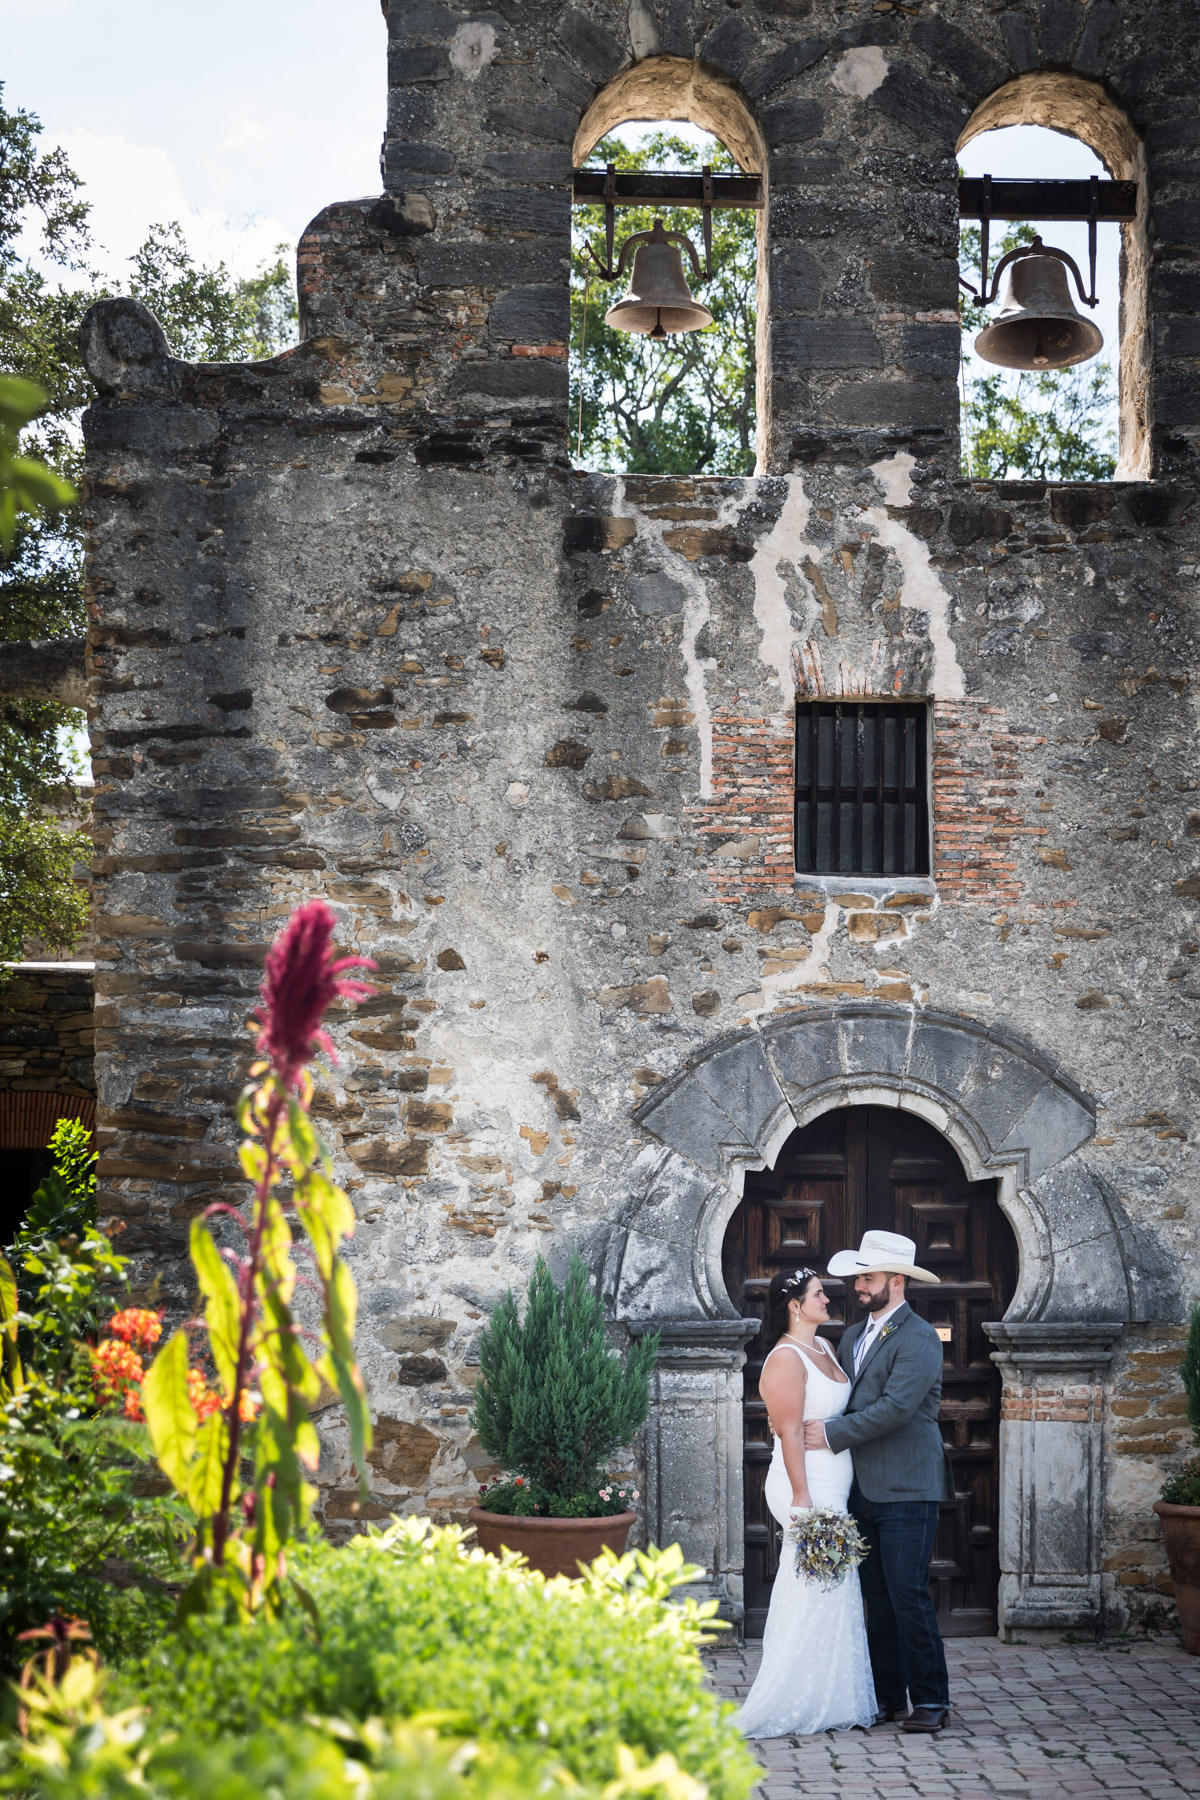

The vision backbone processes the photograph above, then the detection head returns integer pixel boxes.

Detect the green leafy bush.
[1161,1458,1200,1508]
[0,1126,184,1674]
[113,1525,755,1800]
[476,1476,637,1518]
[472,1255,657,1512]
[1160,1303,1200,1507]
[1,1654,712,1800]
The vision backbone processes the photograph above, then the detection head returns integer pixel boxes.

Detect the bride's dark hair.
[764,1267,820,1350]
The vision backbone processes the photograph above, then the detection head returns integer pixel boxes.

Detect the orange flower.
[107,1308,163,1353]
[122,1388,144,1423]
[187,1367,222,1421]
[91,1338,144,1410]
[237,1389,260,1423]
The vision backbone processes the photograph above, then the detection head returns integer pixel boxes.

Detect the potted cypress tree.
[1153,1302,1200,1653]
[467,1254,658,1578]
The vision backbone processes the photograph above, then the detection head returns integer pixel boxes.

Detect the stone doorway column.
[984,1321,1125,1639]
[629,1318,759,1624]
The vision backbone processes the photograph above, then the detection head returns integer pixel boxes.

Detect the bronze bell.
[974,240,1103,370]
[603,219,714,339]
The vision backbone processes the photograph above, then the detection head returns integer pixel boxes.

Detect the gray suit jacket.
[821,1304,954,1503]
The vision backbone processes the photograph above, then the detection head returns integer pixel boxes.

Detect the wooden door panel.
[725,1106,1016,1640]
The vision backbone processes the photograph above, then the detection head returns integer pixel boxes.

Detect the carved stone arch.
[604,1005,1179,1330]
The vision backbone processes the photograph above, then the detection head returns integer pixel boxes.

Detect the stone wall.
[79,0,1199,1634]
[0,965,95,1106]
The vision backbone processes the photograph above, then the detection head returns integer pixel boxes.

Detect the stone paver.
[706,1638,1200,1799]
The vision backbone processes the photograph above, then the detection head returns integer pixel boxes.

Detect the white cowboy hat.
[827,1229,939,1284]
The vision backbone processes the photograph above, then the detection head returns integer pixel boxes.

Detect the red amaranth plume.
[254,900,374,1087]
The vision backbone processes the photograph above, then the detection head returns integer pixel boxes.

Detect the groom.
[803,1230,953,1734]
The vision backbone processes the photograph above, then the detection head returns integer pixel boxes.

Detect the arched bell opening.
[957,73,1149,481]
[720,1103,1019,1640]
[570,57,769,476]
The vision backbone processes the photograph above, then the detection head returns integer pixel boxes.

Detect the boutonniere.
[876,1322,899,1345]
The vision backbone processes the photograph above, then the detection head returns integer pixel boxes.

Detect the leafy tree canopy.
[571,130,757,476]
[0,84,298,962]
[958,220,1116,482]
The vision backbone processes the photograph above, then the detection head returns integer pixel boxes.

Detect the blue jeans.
[849,1486,949,1710]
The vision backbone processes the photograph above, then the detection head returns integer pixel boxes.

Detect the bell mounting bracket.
[958,172,1132,308]
[582,163,716,282]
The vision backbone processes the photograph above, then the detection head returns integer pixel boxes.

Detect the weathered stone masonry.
[79,0,1199,1636]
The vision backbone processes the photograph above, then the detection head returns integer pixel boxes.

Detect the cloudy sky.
[1,0,388,281]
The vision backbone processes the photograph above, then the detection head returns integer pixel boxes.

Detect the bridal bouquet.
[784,1507,869,1589]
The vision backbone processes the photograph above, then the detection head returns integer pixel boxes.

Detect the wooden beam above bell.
[571,170,763,209]
[958,178,1138,221]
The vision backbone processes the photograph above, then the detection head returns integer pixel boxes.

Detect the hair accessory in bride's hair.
[780,1267,818,1294]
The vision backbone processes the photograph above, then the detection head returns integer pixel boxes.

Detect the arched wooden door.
[722,1105,1017,1639]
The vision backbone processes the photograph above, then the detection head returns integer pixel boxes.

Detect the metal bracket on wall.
[572,165,761,282]
[958,173,1138,307]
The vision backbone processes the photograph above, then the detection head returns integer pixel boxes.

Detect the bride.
[734,1267,877,1738]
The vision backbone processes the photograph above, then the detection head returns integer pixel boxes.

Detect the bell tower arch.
[958,74,1150,478]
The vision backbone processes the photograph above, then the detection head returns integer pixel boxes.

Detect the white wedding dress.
[734,1340,877,1738]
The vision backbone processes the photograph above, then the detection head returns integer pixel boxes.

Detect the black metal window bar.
[795,702,929,877]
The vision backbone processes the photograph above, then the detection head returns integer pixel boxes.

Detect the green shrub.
[1161,1457,1200,1508]
[113,1525,756,1800]
[472,1255,657,1511]
[476,1476,637,1518]
[4,1658,712,1800]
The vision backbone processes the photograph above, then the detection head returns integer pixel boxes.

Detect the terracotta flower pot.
[1153,1500,1200,1654]
[467,1506,636,1579]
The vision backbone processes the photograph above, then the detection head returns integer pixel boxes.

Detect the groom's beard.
[858,1290,893,1314]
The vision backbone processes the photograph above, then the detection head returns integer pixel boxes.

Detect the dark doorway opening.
[721,1105,1018,1639]
[0,1147,54,1245]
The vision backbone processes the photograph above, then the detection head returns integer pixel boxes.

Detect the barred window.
[795,702,929,877]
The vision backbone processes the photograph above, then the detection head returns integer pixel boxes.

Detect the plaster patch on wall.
[744,476,817,701]
[614,477,717,798]
[830,46,888,98]
[864,455,966,699]
[627,0,662,59]
[450,22,498,76]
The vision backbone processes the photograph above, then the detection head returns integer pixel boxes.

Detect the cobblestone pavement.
[706,1638,1200,1799]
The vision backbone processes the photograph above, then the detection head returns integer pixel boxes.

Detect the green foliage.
[0,814,89,968]
[1161,1458,1200,1508]
[0,1389,183,1676]
[572,132,756,475]
[472,1255,657,1506]
[476,1476,637,1518]
[0,1171,184,1672]
[110,1525,751,1800]
[959,221,1116,481]
[21,1118,97,1243]
[2,1651,718,1800]
[125,224,297,364]
[0,375,74,552]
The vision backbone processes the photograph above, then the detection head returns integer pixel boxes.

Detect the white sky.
[0,0,387,282]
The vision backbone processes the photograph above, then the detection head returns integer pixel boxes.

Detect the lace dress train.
[733,1344,877,1739]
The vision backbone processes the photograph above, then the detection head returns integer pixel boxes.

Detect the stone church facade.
[78,0,1197,1638]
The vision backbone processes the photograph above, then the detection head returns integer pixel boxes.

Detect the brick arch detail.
[0,1091,95,1150]
[603,1005,1179,1330]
